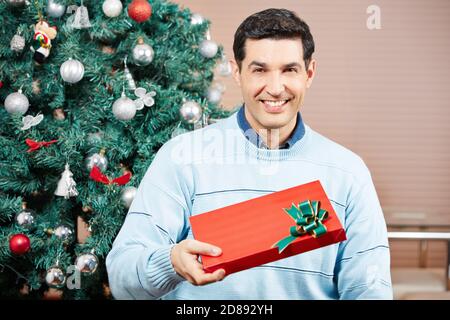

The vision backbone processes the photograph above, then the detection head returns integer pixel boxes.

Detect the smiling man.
[106,8,393,300]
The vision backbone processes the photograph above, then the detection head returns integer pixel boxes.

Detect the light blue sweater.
[106,109,393,300]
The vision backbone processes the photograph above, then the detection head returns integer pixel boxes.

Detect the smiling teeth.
[264,100,287,107]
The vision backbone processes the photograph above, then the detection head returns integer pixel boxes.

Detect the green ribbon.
[272,200,329,253]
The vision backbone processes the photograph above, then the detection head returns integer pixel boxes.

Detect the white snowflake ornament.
[134,87,156,110]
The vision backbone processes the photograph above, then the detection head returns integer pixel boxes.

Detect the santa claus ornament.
[32,21,57,64]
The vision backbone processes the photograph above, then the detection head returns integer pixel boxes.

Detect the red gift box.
[189,180,347,275]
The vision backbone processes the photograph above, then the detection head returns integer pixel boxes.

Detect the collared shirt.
[236,105,305,149]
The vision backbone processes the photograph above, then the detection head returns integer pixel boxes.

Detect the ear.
[305,58,316,89]
[230,59,241,87]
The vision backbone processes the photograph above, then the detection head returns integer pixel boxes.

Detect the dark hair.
[233,8,315,71]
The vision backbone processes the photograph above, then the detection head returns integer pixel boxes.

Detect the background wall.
[175,0,450,268]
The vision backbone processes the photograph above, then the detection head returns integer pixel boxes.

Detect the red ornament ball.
[128,0,152,23]
[0,80,3,89]
[9,233,31,255]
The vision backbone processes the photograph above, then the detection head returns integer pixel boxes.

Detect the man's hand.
[170,239,226,286]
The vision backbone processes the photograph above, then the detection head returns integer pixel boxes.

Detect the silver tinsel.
[47,0,66,18]
[180,101,202,124]
[75,253,99,274]
[112,93,137,120]
[4,89,29,115]
[10,34,25,52]
[45,266,66,288]
[54,164,78,199]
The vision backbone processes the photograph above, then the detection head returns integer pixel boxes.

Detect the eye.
[285,68,298,73]
[253,68,264,73]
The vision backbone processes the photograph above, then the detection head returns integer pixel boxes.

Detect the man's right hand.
[170,239,226,286]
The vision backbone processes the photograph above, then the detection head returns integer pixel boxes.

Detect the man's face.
[231,38,316,131]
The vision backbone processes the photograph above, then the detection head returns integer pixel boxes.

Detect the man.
[106,8,393,300]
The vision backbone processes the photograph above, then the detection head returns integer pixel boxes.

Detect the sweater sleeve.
[106,141,192,299]
[334,171,393,300]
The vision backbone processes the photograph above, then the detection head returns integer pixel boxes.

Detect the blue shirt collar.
[237,105,305,149]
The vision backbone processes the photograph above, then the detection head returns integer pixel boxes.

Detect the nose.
[266,72,285,97]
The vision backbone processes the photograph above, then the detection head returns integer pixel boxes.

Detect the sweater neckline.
[228,111,311,161]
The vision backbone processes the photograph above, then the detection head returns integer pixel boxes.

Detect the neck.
[244,108,297,149]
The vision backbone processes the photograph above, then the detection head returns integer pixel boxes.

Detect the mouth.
[260,99,291,113]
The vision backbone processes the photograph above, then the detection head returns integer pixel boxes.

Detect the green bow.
[272,200,329,253]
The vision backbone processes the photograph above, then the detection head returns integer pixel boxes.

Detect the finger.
[190,266,226,286]
[211,268,226,281]
[186,240,222,256]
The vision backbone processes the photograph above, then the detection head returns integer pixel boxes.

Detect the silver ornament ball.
[121,186,137,209]
[199,40,218,58]
[132,41,154,66]
[207,87,222,104]
[86,152,108,171]
[45,266,66,288]
[112,96,137,120]
[102,0,123,18]
[4,91,29,115]
[75,253,99,275]
[46,0,66,18]
[190,13,205,25]
[10,34,25,52]
[180,101,203,124]
[16,209,35,228]
[53,225,74,241]
[60,58,85,84]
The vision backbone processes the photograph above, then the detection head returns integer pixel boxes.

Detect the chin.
[258,117,290,130]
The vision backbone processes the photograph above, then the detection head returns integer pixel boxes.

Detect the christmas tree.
[0,0,230,299]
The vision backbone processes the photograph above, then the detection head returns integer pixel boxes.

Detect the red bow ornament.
[25,138,58,152]
[89,165,131,185]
